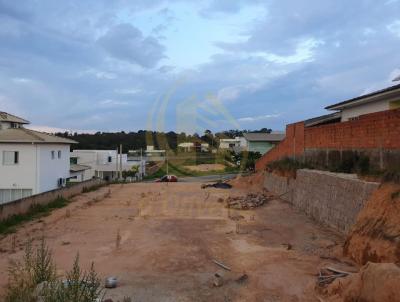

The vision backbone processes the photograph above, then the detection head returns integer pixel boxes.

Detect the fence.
[0,178,105,221]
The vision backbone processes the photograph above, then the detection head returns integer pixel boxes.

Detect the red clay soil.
[319,262,400,302]
[343,183,400,265]
[228,172,266,191]
[0,182,347,301]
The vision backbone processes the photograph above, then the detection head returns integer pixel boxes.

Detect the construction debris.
[281,243,292,250]
[201,182,232,189]
[235,273,248,284]
[317,266,351,285]
[225,193,270,210]
[213,259,231,271]
[105,276,118,289]
[213,273,223,287]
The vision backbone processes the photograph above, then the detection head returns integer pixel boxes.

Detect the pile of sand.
[228,172,265,191]
[320,262,400,302]
[343,183,400,265]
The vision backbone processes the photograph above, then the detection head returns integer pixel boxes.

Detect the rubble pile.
[225,193,270,210]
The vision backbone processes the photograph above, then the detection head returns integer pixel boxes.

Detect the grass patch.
[382,169,400,184]
[266,157,312,177]
[266,156,400,184]
[81,184,104,193]
[144,161,240,180]
[0,197,70,235]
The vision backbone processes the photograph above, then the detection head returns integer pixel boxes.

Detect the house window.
[58,150,62,159]
[3,151,19,165]
[108,156,112,163]
[51,151,55,159]
[10,123,19,129]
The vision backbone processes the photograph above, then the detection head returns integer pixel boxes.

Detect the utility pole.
[119,144,123,180]
[115,147,119,180]
[166,152,169,175]
[140,148,143,180]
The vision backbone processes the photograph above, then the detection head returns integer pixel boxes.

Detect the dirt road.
[0,182,347,301]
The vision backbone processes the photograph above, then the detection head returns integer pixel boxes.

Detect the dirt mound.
[343,183,400,265]
[319,262,400,302]
[225,192,272,210]
[229,172,265,191]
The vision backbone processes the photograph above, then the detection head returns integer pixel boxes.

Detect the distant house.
[325,83,400,122]
[219,137,247,150]
[243,132,285,155]
[69,164,91,183]
[178,142,194,152]
[0,111,77,204]
[128,146,166,162]
[178,142,209,152]
[70,150,145,181]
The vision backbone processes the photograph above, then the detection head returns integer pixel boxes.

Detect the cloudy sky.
[0,0,399,133]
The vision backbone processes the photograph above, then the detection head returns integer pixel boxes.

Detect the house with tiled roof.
[0,111,77,204]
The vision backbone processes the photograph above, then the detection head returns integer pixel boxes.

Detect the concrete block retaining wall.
[264,169,379,234]
[0,179,105,221]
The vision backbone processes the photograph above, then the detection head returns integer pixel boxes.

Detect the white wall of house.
[341,99,391,121]
[0,143,71,203]
[69,171,86,182]
[71,150,145,180]
[219,137,245,149]
[38,144,70,193]
[0,143,38,194]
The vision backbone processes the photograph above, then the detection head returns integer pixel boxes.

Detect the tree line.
[57,128,272,152]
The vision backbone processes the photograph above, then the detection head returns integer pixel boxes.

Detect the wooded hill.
[57,128,272,152]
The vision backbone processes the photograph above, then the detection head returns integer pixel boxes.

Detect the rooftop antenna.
[393,75,400,82]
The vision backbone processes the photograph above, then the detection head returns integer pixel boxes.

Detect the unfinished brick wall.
[256,108,400,170]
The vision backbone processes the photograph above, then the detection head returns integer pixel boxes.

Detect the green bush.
[266,157,311,174]
[5,238,104,302]
[382,169,400,184]
[0,197,70,235]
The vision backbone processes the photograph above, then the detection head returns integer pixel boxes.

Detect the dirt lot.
[0,182,348,301]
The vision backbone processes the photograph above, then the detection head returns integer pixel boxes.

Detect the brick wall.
[256,108,400,170]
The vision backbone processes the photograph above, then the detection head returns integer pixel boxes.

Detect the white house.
[0,111,77,204]
[177,142,209,152]
[128,145,166,162]
[70,149,145,182]
[219,137,247,150]
[325,83,400,121]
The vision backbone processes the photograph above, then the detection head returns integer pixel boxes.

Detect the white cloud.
[27,125,96,134]
[114,88,141,95]
[99,99,129,107]
[217,86,241,102]
[237,114,280,123]
[12,77,34,84]
[81,69,117,79]
[255,38,324,64]
[387,20,400,37]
